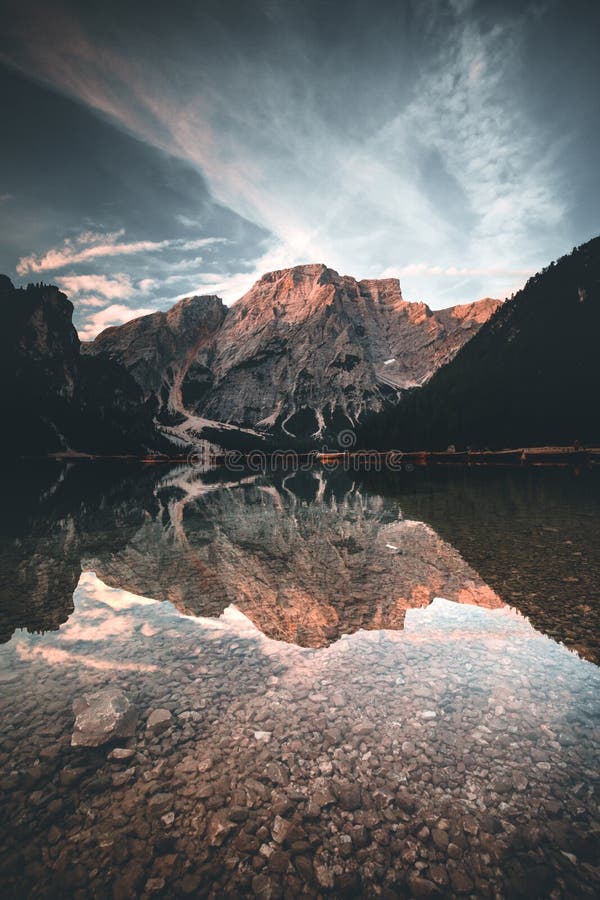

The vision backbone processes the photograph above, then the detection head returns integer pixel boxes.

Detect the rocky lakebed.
[0,463,599,898]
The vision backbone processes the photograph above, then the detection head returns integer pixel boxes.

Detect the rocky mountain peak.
[164,293,226,330]
[358,276,404,306]
[232,263,342,322]
[444,296,501,324]
[230,265,408,331]
[82,263,501,445]
[84,293,228,424]
[259,262,332,283]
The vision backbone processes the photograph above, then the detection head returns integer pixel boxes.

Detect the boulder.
[71,690,137,748]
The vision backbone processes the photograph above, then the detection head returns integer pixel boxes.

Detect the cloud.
[378,263,535,301]
[1,9,469,272]
[56,272,135,299]
[17,230,228,275]
[166,243,318,305]
[78,296,107,307]
[78,571,159,610]
[17,230,171,274]
[380,263,534,279]
[78,302,155,340]
[393,17,565,268]
[1,0,585,305]
[181,237,229,251]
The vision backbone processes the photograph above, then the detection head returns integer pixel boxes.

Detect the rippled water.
[0,463,599,898]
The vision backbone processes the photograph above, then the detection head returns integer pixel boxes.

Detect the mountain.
[85,264,499,445]
[83,294,227,427]
[0,277,165,456]
[358,237,600,450]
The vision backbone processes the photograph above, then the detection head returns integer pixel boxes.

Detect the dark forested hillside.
[0,276,164,456]
[358,237,600,450]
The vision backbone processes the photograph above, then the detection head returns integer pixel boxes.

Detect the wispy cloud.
[78,302,155,341]
[379,263,535,301]
[17,230,228,275]
[392,14,565,267]
[381,263,534,280]
[56,272,136,299]
[1,0,583,305]
[381,263,531,278]
[17,230,169,274]
[78,296,107,308]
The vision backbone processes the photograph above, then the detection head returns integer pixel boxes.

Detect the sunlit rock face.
[83,471,502,647]
[202,266,499,435]
[85,264,499,441]
[83,294,227,425]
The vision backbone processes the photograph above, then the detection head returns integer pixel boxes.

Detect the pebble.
[146,708,173,735]
[109,747,136,760]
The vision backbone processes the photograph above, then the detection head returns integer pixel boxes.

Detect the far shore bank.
[13,444,600,468]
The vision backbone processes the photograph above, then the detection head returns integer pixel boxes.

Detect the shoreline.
[11,444,600,467]
[317,446,600,468]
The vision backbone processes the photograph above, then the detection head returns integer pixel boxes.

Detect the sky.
[1,0,599,337]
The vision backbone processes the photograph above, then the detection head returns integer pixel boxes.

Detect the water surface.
[1,463,599,898]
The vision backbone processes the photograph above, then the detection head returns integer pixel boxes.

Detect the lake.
[1,462,599,898]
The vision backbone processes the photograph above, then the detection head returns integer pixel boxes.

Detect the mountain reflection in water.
[1,462,599,660]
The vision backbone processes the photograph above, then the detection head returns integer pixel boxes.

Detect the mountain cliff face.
[3,262,500,454]
[0,277,164,455]
[360,236,600,450]
[83,295,227,426]
[0,275,79,452]
[85,264,499,443]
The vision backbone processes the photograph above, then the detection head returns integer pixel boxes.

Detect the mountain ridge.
[84,263,500,445]
[358,236,600,450]
[6,233,600,457]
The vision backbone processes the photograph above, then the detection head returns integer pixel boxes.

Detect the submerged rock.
[146,708,173,735]
[207,809,236,846]
[332,780,362,811]
[71,690,137,748]
[108,747,136,760]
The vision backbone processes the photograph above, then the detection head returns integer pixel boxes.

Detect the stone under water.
[71,689,137,748]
